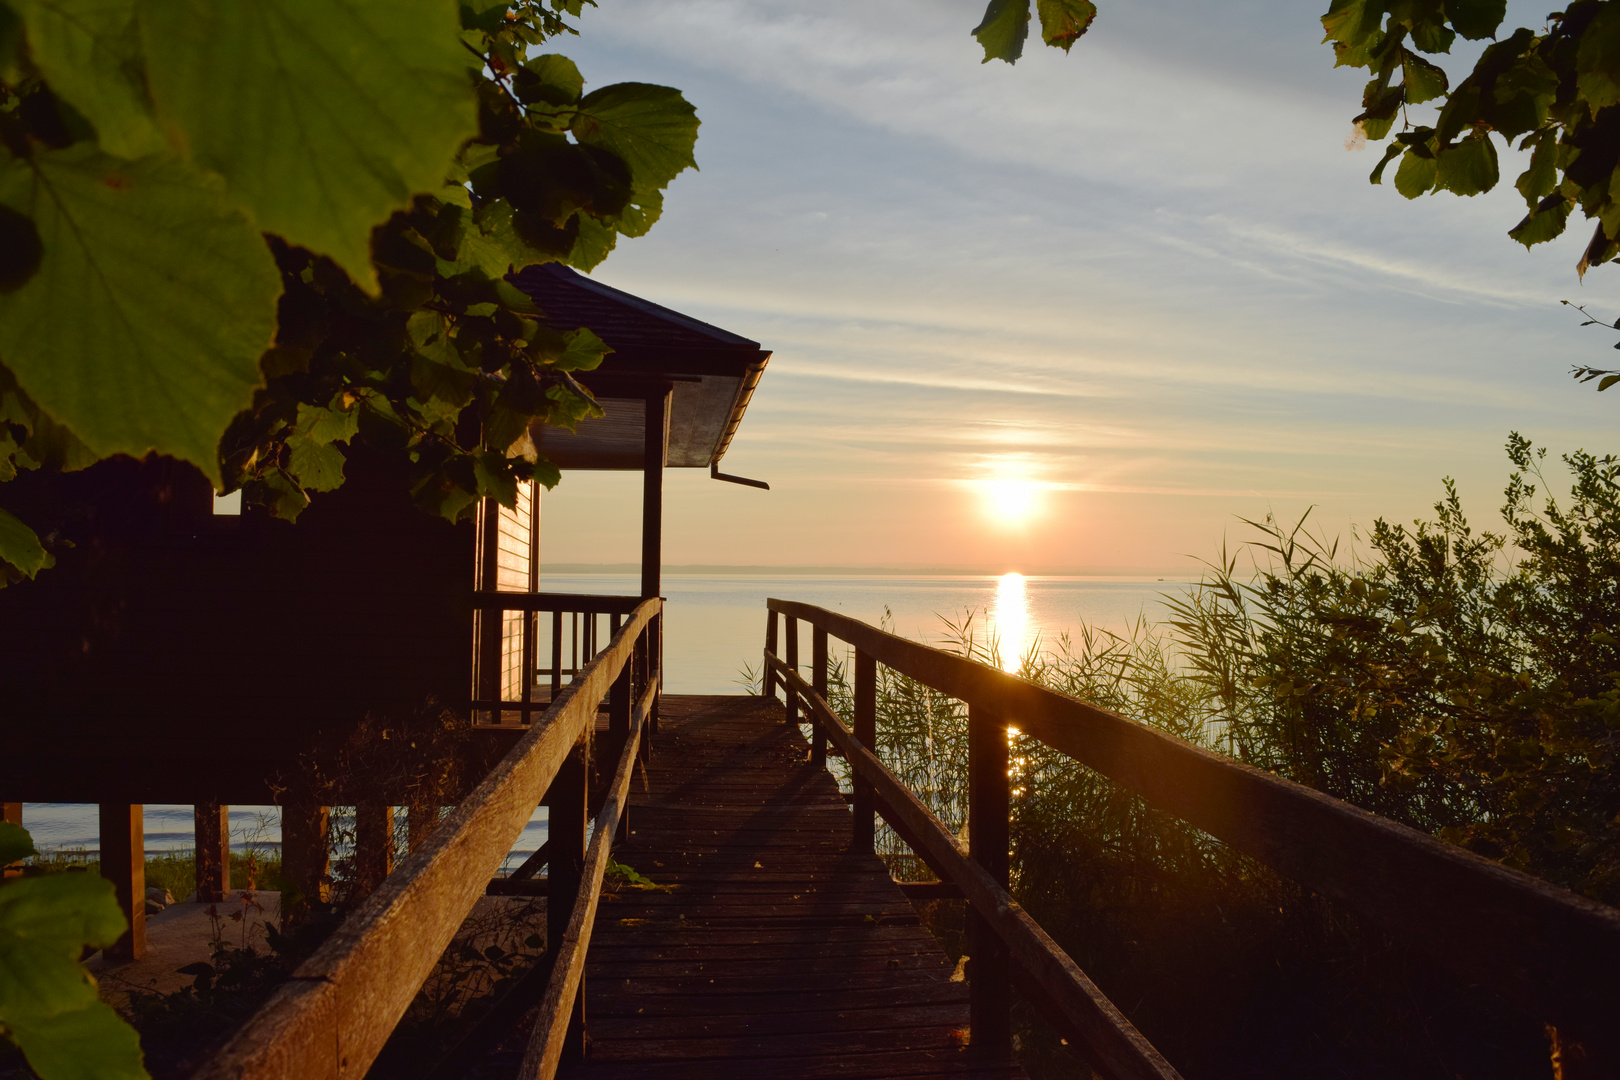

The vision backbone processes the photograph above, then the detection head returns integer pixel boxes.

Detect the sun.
[982,476,1043,527]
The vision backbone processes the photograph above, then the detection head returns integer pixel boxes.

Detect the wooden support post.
[551,610,564,698]
[195,801,230,902]
[853,650,876,854]
[609,658,631,842]
[476,498,502,723]
[99,804,144,963]
[354,804,394,898]
[2,803,21,879]
[643,389,668,741]
[785,617,800,728]
[281,800,330,927]
[812,628,829,769]
[764,609,780,701]
[407,804,438,851]
[968,703,1012,1056]
[546,743,589,1059]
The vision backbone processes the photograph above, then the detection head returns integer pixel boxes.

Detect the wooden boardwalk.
[560,694,1023,1079]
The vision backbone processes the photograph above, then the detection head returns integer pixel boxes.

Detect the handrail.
[471,590,646,615]
[192,598,661,1080]
[765,598,1620,1068]
[767,656,1178,1080]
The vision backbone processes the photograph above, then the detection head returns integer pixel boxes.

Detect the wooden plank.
[768,599,1620,1052]
[193,600,659,1080]
[769,656,1180,1080]
[471,592,645,615]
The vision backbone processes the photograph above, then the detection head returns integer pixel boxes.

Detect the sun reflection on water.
[989,572,1031,673]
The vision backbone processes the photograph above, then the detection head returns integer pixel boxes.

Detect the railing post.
[812,627,829,769]
[764,608,780,700]
[784,616,800,727]
[281,799,330,931]
[853,650,876,853]
[968,703,1012,1055]
[99,803,145,962]
[195,801,230,902]
[546,740,589,1060]
[355,804,394,899]
[610,655,632,842]
[550,610,564,700]
[649,608,662,737]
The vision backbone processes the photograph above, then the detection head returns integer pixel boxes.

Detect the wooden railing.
[193,598,662,1080]
[763,599,1620,1077]
[471,591,650,723]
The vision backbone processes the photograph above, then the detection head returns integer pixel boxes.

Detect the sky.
[535,0,1618,575]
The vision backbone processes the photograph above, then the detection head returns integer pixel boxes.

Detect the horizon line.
[540,563,1191,578]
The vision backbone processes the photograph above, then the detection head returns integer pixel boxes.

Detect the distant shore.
[542,563,1188,578]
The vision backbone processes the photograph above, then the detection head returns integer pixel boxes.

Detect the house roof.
[507,264,770,470]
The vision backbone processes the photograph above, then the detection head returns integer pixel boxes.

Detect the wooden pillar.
[546,743,589,1059]
[550,610,564,698]
[195,801,230,902]
[99,804,144,963]
[968,703,1012,1055]
[476,497,502,723]
[407,804,438,851]
[784,617,800,728]
[354,804,394,898]
[3,803,23,879]
[853,650,876,854]
[764,609,779,701]
[281,800,330,926]
[643,388,669,739]
[812,628,829,769]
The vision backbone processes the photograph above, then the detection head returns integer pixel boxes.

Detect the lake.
[18,573,1186,864]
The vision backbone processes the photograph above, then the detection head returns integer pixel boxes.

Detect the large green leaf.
[1577,2,1620,110]
[1434,135,1499,195]
[572,83,699,196]
[973,0,1030,64]
[1446,0,1506,41]
[1394,149,1438,198]
[139,0,479,288]
[0,507,51,578]
[17,0,165,159]
[6,999,147,1080]
[0,146,279,482]
[0,873,124,1021]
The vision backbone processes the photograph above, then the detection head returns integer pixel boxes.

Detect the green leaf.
[1577,2,1620,110]
[531,457,560,489]
[567,214,616,272]
[0,507,51,579]
[294,400,360,445]
[554,326,609,373]
[1402,52,1449,104]
[139,0,480,288]
[6,999,147,1080]
[973,0,1029,64]
[1369,141,1404,184]
[1035,0,1096,51]
[571,83,699,196]
[1411,20,1456,52]
[473,450,517,507]
[1446,0,1505,41]
[0,145,280,483]
[286,438,345,492]
[0,822,35,866]
[1509,194,1569,246]
[1599,373,1620,391]
[1516,128,1558,205]
[16,0,165,159]
[1434,135,1498,195]
[615,187,662,239]
[0,874,126,1034]
[516,53,583,106]
[1394,148,1439,197]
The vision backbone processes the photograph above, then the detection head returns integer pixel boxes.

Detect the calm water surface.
[21,573,1185,859]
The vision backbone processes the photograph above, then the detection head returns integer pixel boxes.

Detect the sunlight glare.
[989,572,1031,673]
[988,477,1040,525]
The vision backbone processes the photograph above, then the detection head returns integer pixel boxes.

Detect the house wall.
[0,451,477,802]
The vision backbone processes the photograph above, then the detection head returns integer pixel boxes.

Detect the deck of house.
[445,695,1023,1080]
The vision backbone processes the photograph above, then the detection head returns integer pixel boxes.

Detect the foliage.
[0,0,700,578]
[1167,435,1620,901]
[973,0,1620,279]
[0,823,147,1080]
